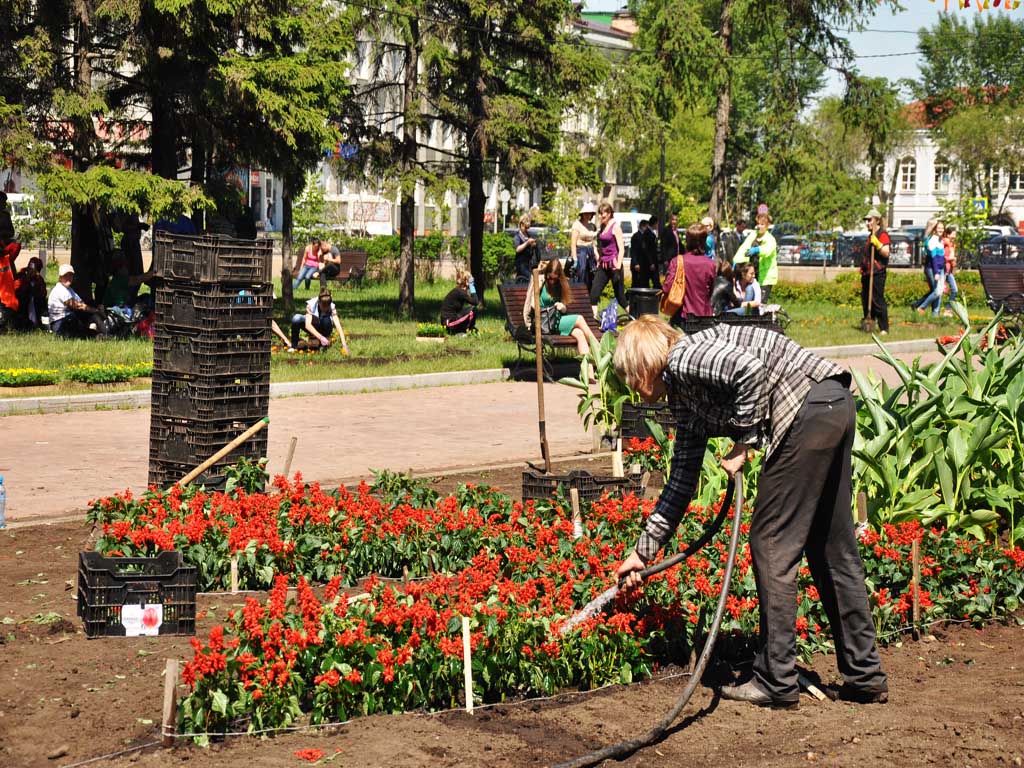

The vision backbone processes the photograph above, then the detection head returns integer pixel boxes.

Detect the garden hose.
[553,471,745,768]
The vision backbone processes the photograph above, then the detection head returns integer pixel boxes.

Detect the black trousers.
[319,263,341,286]
[631,264,661,290]
[750,378,887,701]
[590,265,627,309]
[860,270,889,332]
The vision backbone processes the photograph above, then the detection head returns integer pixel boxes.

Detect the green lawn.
[0,276,984,399]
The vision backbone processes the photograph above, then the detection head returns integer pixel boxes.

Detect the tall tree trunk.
[466,37,486,303]
[70,1,94,299]
[397,26,420,318]
[281,181,294,312]
[708,0,735,224]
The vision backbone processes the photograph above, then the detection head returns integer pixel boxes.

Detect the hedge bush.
[771,269,983,309]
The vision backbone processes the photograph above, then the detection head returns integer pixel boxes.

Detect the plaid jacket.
[635,324,848,562]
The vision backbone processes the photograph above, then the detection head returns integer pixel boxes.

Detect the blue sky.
[583,3,1021,98]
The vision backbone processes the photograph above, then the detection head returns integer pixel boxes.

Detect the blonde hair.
[455,268,471,289]
[613,315,683,392]
[519,214,531,229]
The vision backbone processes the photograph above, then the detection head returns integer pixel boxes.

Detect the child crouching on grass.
[440,269,479,335]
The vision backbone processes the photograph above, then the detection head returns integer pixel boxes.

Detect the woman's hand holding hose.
[616,551,646,589]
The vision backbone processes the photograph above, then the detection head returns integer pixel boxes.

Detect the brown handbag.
[659,255,686,316]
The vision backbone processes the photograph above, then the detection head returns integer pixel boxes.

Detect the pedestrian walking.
[916,219,946,317]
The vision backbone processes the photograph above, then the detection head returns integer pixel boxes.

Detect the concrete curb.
[0,337,940,417]
[0,368,511,416]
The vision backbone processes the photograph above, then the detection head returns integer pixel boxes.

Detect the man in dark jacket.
[630,218,660,289]
[660,213,680,277]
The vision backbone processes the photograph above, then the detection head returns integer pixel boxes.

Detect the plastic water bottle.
[0,475,7,530]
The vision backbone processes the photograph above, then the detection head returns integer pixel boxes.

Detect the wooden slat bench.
[979,262,1024,314]
[324,250,368,287]
[499,282,602,381]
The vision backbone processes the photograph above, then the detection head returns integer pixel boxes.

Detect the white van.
[5,193,37,226]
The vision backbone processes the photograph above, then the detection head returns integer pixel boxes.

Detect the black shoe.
[720,680,799,710]
[836,683,888,704]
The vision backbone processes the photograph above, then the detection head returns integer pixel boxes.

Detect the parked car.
[798,232,837,266]
[835,234,865,267]
[776,235,807,265]
[977,235,1024,263]
[887,231,914,267]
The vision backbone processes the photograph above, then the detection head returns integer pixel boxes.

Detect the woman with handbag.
[569,202,598,287]
[524,258,596,355]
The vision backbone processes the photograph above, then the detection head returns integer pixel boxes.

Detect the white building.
[883,104,1024,231]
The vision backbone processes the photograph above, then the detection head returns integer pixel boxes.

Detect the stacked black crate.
[149,232,274,488]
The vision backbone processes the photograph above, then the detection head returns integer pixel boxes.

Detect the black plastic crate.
[153,231,273,285]
[151,372,270,420]
[680,313,785,335]
[521,469,645,506]
[620,401,675,441]
[154,283,273,332]
[152,327,271,376]
[149,414,269,465]
[77,551,197,638]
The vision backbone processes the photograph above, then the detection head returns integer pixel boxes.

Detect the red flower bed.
[88,472,1024,741]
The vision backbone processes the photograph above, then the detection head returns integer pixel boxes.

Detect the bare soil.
[1,461,1021,768]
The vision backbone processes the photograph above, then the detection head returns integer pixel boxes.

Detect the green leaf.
[211,689,229,717]
[933,452,955,508]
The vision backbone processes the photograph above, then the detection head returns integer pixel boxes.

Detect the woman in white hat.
[570,201,598,288]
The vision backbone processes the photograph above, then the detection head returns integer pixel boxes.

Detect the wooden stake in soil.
[611,438,624,478]
[283,435,298,478]
[461,616,474,713]
[570,488,583,540]
[856,492,868,525]
[532,268,552,473]
[161,659,179,748]
[911,538,921,641]
[230,555,239,594]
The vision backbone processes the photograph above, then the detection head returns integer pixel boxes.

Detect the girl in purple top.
[589,202,628,318]
[917,220,946,317]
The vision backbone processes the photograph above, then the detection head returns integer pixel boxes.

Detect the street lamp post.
[499,189,511,231]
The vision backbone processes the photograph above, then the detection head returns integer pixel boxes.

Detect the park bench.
[324,249,368,287]
[978,262,1024,315]
[498,282,603,381]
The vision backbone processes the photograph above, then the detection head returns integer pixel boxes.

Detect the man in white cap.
[48,264,107,336]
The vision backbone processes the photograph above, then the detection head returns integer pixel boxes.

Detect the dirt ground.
[1,461,1022,768]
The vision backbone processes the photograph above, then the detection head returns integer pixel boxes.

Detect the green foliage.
[0,368,59,387]
[293,171,329,245]
[38,166,211,220]
[63,363,152,384]
[853,307,1024,542]
[935,104,1024,208]
[223,458,269,495]
[770,270,984,309]
[480,233,515,287]
[559,332,636,434]
[914,14,1024,123]
[936,197,991,262]
[415,322,446,338]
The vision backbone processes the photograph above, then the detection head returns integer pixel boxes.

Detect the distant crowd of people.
[559,202,780,327]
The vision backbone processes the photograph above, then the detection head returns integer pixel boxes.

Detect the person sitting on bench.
[318,241,342,286]
[523,258,596,356]
[290,288,349,354]
[440,269,479,334]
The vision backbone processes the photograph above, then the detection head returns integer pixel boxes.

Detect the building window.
[989,167,1003,193]
[1008,170,1024,193]
[934,159,951,192]
[899,157,916,192]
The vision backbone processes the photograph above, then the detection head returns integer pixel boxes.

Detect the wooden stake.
[911,538,921,641]
[856,492,868,525]
[570,488,583,539]
[611,438,624,478]
[283,435,298,479]
[797,671,827,702]
[161,659,179,748]
[230,556,239,594]
[532,268,551,473]
[461,616,474,713]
